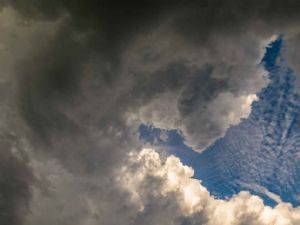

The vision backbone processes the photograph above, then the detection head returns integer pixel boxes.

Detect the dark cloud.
[1,0,300,224]
[0,136,33,225]
[2,0,180,62]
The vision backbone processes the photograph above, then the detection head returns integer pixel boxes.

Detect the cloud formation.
[0,0,300,224]
[120,148,300,225]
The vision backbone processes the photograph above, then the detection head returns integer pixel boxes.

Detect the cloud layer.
[0,0,300,224]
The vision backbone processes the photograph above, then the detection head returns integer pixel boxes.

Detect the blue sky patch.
[139,38,300,207]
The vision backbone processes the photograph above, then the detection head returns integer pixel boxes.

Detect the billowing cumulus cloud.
[26,148,300,225]
[120,148,300,225]
[0,0,300,224]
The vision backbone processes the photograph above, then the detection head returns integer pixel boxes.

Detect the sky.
[2,1,300,225]
[140,38,300,207]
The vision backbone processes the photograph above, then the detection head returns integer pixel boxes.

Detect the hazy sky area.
[2,1,300,224]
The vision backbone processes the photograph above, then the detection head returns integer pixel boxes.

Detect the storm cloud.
[0,0,300,224]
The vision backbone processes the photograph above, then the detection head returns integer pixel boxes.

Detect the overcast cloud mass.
[1,0,300,224]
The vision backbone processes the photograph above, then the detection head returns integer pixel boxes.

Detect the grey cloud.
[0,139,33,225]
[4,0,300,158]
[1,1,300,224]
[0,95,33,225]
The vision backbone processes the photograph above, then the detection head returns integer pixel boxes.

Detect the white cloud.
[238,181,283,204]
[119,148,300,225]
